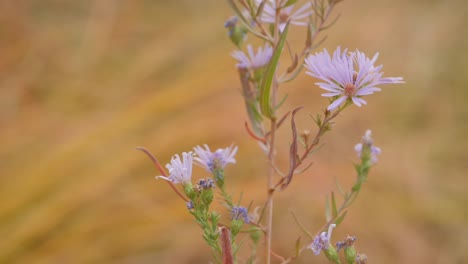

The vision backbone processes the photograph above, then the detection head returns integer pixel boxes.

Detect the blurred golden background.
[1,0,466,263]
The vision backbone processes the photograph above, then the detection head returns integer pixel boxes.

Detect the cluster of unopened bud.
[335,235,369,264]
[196,178,216,192]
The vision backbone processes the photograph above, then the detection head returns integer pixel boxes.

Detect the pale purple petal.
[327,96,347,111]
[305,47,404,110]
[232,44,272,69]
[355,87,381,96]
[322,92,343,97]
[194,144,238,172]
[351,96,367,107]
[256,0,312,31]
[158,152,193,184]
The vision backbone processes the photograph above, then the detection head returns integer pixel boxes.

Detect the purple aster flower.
[308,224,336,255]
[256,0,313,32]
[156,152,193,184]
[193,144,238,172]
[304,47,404,111]
[231,206,251,223]
[355,130,381,164]
[231,44,273,69]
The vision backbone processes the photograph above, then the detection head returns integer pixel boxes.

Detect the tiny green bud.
[249,227,261,245]
[323,245,341,264]
[183,183,196,200]
[201,189,214,206]
[224,16,247,48]
[230,219,243,237]
[345,246,357,264]
[210,211,221,228]
[197,203,207,213]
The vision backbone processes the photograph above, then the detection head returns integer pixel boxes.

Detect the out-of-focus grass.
[0,0,467,263]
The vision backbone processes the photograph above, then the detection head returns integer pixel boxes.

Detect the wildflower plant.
[138,0,403,263]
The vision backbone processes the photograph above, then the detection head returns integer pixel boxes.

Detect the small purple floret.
[231,206,250,223]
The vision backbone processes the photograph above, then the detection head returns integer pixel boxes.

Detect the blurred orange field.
[0,0,467,263]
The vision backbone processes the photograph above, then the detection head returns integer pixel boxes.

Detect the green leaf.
[331,192,338,218]
[334,211,348,225]
[325,196,331,222]
[274,94,288,110]
[335,177,346,196]
[284,0,298,7]
[259,22,290,118]
[294,237,301,257]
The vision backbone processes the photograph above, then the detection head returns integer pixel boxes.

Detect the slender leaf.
[331,192,338,218]
[335,176,346,196]
[325,196,331,222]
[280,64,304,83]
[334,211,348,226]
[284,0,299,7]
[259,22,290,118]
[295,237,302,257]
[274,94,289,110]
[279,106,302,190]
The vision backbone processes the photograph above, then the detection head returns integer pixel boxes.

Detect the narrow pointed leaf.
[279,106,302,190]
[335,177,346,196]
[334,211,348,226]
[280,64,304,83]
[274,94,289,110]
[325,196,331,222]
[259,22,290,118]
[295,237,302,257]
[285,0,299,7]
[239,69,263,136]
[331,192,338,218]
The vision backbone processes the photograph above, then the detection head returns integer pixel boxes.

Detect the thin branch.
[290,211,314,239]
[136,147,189,202]
[245,121,267,144]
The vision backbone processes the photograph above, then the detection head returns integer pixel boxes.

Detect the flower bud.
[249,228,261,244]
[344,246,357,264]
[201,189,214,206]
[224,16,247,48]
[183,183,196,200]
[323,245,341,264]
[230,219,243,237]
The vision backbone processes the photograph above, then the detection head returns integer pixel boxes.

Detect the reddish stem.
[220,226,234,264]
[136,147,189,202]
[245,121,268,144]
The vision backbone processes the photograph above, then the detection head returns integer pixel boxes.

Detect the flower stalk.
[138,1,405,263]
